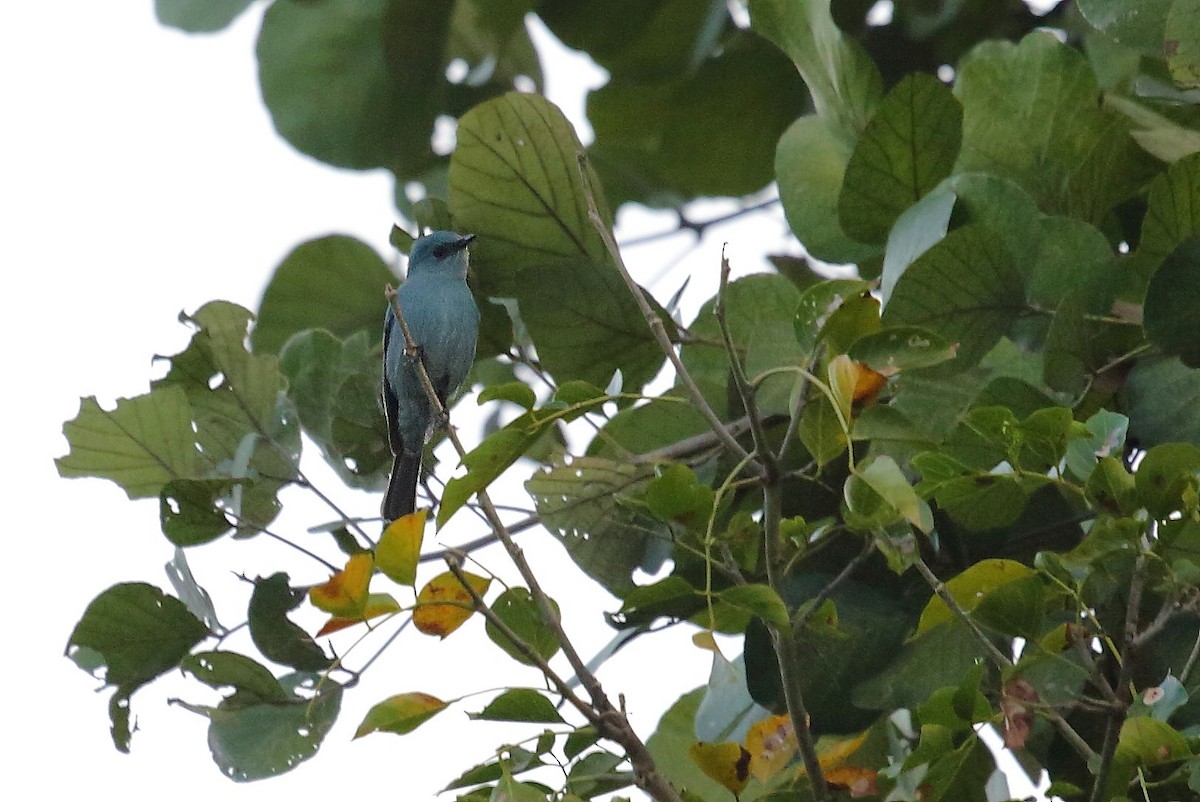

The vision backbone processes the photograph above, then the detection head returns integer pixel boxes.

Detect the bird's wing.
[382,308,404,455]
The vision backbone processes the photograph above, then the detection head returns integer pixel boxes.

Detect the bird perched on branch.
[382,231,479,522]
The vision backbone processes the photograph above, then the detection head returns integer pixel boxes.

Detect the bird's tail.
[382,451,422,523]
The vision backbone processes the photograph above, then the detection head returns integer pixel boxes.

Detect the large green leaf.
[680,273,804,417]
[155,0,254,32]
[257,0,538,177]
[253,236,395,355]
[526,457,666,595]
[882,224,1026,368]
[838,73,962,244]
[248,574,332,672]
[57,388,200,499]
[588,35,807,206]
[1125,357,1200,448]
[279,329,392,488]
[954,32,1157,222]
[775,115,883,265]
[448,92,613,296]
[1076,0,1173,56]
[177,673,342,781]
[646,688,739,802]
[1137,153,1200,297]
[1166,0,1200,88]
[851,621,985,711]
[748,0,882,138]
[514,259,671,392]
[67,583,210,751]
[1144,237,1200,367]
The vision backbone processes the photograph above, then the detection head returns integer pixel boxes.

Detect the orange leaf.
[316,593,402,636]
[745,714,797,780]
[850,362,887,413]
[826,766,878,797]
[309,552,373,618]
[413,570,490,638]
[689,741,751,798]
[376,509,426,586]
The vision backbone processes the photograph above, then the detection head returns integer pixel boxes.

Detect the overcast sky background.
[2,3,1046,800]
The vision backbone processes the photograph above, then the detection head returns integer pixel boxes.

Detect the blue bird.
[382,231,480,522]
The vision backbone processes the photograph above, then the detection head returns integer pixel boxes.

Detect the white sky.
[2,3,1047,800]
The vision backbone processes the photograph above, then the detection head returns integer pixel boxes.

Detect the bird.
[381,230,480,522]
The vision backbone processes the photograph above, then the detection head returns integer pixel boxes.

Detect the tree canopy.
[58,1,1200,800]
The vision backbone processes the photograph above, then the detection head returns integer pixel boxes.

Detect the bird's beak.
[454,234,476,251]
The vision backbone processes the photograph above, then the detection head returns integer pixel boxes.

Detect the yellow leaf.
[692,631,721,654]
[316,593,401,636]
[354,691,447,738]
[827,354,858,426]
[915,558,1033,636]
[376,509,426,586]
[413,570,490,638]
[689,741,751,798]
[745,714,797,780]
[309,552,374,618]
[795,731,868,778]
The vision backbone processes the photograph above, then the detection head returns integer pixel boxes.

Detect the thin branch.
[576,151,761,476]
[715,246,777,478]
[764,483,831,801]
[913,557,1098,764]
[443,552,595,721]
[1180,627,1200,685]
[418,513,541,564]
[617,197,781,248]
[1090,552,1148,802]
[791,539,877,629]
[388,288,683,802]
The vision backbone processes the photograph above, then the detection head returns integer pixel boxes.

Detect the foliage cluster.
[59,1,1200,800]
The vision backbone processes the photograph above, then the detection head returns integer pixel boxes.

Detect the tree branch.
[387,287,683,802]
[576,151,762,477]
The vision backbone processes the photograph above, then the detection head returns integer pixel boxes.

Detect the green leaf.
[748,0,882,138]
[882,224,1026,368]
[954,31,1157,222]
[470,689,565,724]
[439,393,608,527]
[848,326,957,373]
[1166,0,1200,88]
[915,559,1034,636]
[838,73,962,244]
[180,651,291,706]
[485,587,562,666]
[856,455,929,531]
[280,328,391,487]
[247,574,332,672]
[354,691,448,738]
[526,457,665,595]
[587,36,807,205]
[879,187,955,305]
[56,389,200,499]
[253,236,395,354]
[155,0,253,32]
[66,583,210,751]
[178,673,341,781]
[1064,410,1127,482]
[567,751,632,798]
[1134,442,1200,518]
[642,463,715,532]
[67,582,210,690]
[775,115,883,264]
[794,278,870,354]
[933,474,1033,531]
[478,381,537,411]
[1145,238,1200,367]
[717,584,790,628]
[1126,356,1200,448]
[646,689,737,802]
[681,273,804,417]
[514,258,672,392]
[448,92,613,298]
[852,622,985,711]
[159,479,235,547]
[1076,0,1172,55]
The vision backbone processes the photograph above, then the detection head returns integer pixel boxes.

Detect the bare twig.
[576,151,761,476]
[617,197,781,248]
[791,539,877,629]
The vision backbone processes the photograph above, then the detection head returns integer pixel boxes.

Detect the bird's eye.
[431,245,449,259]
